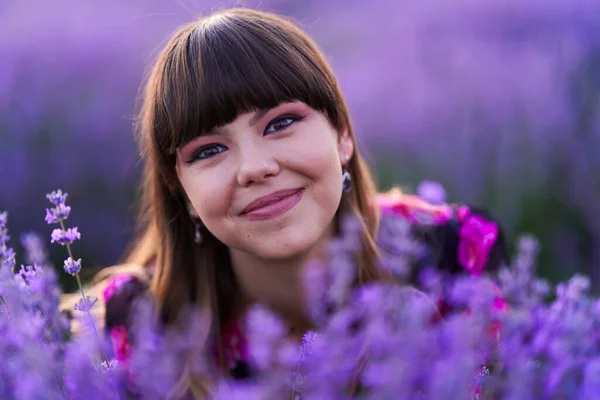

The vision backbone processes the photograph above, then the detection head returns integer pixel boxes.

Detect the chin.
[254,235,319,262]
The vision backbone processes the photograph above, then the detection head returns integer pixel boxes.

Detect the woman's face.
[176,101,353,261]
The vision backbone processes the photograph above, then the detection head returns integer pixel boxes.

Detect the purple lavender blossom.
[474,366,490,392]
[63,257,82,275]
[45,189,113,375]
[213,382,278,400]
[14,264,42,287]
[0,211,16,270]
[246,305,286,371]
[299,331,319,362]
[302,261,330,325]
[63,336,124,399]
[126,299,209,399]
[74,296,98,313]
[45,189,68,207]
[44,203,71,224]
[50,227,81,245]
[580,358,600,399]
[416,180,447,205]
[1,247,16,270]
[20,232,50,267]
[324,217,362,308]
[377,214,424,278]
[0,257,67,399]
[99,359,119,374]
[6,189,600,398]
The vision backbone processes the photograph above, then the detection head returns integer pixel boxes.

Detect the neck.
[228,226,333,336]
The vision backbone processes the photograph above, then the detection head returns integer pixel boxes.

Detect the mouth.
[240,188,304,221]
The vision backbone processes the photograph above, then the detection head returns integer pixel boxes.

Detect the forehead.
[204,108,269,136]
[205,102,315,135]
[151,16,341,156]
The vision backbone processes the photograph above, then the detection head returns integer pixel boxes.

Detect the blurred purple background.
[1,0,599,290]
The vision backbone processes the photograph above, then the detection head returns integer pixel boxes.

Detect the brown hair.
[130,7,385,381]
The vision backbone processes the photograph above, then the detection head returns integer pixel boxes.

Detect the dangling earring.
[194,220,202,244]
[342,168,352,193]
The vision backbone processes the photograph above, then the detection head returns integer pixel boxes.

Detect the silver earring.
[194,221,202,244]
[342,168,352,193]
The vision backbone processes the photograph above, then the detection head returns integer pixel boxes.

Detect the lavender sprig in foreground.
[0,211,16,272]
[0,211,15,315]
[45,189,109,365]
[0,212,67,398]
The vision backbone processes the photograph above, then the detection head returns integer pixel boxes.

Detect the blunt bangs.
[153,11,341,155]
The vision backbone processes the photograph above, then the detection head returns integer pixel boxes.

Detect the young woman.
[95,7,508,397]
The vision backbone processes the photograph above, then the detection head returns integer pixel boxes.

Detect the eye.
[264,114,303,135]
[188,144,228,163]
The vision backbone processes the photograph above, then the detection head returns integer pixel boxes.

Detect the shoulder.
[103,266,151,332]
[374,189,508,277]
[59,264,150,336]
[377,189,454,226]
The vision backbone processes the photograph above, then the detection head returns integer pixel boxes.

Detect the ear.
[175,159,181,177]
[337,129,354,166]
[186,200,200,220]
[180,190,200,219]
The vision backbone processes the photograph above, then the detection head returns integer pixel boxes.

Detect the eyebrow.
[200,127,225,137]
[200,107,272,137]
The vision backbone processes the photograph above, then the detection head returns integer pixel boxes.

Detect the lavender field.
[1,0,599,289]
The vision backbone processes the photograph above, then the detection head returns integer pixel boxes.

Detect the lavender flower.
[377,214,424,279]
[324,217,362,308]
[99,359,119,374]
[580,358,600,399]
[0,211,16,271]
[246,305,286,371]
[74,296,98,313]
[126,299,210,399]
[44,203,71,224]
[50,227,81,245]
[213,381,278,400]
[63,257,82,275]
[5,189,600,398]
[44,189,111,373]
[475,366,490,392]
[14,264,42,287]
[302,260,335,326]
[0,258,67,399]
[416,180,447,205]
[299,331,319,362]
[20,232,50,267]
[45,189,68,206]
[1,247,16,270]
[63,336,123,399]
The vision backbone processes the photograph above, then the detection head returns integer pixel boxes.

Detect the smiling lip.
[240,188,304,221]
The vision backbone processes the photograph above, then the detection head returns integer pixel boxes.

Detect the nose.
[236,142,280,187]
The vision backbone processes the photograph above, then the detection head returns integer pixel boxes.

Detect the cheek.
[178,167,233,224]
[288,133,342,183]
[286,139,343,215]
[312,164,343,215]
[310,149,343,199]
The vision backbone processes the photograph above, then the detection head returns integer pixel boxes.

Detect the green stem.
[75,271,86,301]
[60,220,110,366]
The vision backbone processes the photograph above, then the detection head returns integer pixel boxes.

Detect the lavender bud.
[50,227,81,245]
[74,296,98,313]
[45,189,68,206]
[416,180,447,205]
[44,203,71,225]
[63,257,82,275]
